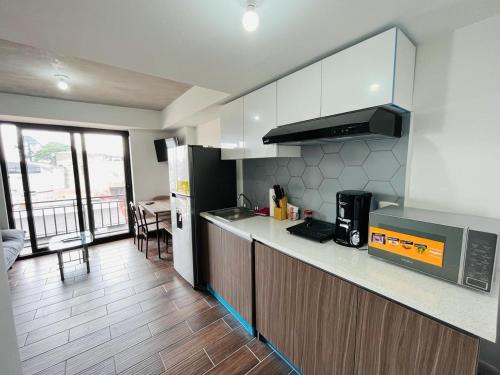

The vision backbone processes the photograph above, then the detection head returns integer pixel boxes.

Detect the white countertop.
[200,212,499,342]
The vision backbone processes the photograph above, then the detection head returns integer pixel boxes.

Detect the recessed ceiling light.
[369,83,380,92]
[55,74,70,91]
[254,115,260,121]
[242,1,259,32]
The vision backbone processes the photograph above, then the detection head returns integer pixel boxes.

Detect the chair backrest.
[138,208,150,234]
[129,202,140,227]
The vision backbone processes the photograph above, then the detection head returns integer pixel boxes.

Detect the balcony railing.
[12,194,129,250]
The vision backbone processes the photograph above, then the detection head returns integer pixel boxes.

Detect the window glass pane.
[22,129,76,249]
[84,133,128,238]
[0,124,31,255]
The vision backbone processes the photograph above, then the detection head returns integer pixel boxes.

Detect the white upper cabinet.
[321,28,415,117]
[243,83,300,159]
[244,83,278,159]
[220,98,244,160]
[219,28,414,159]
[277,62,322,126]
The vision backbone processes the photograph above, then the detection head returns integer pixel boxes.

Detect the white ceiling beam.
[0,92,162,130]
[161,86,228,129]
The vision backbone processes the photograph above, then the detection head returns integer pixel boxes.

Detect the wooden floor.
[8,238,293,375]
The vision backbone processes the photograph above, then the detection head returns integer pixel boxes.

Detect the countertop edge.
[200,213,253,241]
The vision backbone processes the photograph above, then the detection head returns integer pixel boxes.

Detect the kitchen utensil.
[272,195,280,208]
[269,189,277,211]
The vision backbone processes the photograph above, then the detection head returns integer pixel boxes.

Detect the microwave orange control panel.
[369,226,445,268]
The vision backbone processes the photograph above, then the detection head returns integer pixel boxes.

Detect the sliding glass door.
[0,123,133,256]
[21,128,79,251]
[83,133,130,238]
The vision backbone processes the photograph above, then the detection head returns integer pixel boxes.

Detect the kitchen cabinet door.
[243,83,300,159]
[220,98,244,160]
[355,289,479,375]
[321,28,415,116]
[255,242,357,374]
[277,62,322,126]
[255,242,298,362]
[322,28,395,116]
[243,83,278,159]
[219,228,253,324]
[202,220,221,288]
[202,220,253,325]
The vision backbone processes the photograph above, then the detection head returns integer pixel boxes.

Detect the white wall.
[0,239,22,375]
[406,14,500,369]
[0,92,162,130]
[406,14,500,220]
[161,86,228,128]
[129,130,172,202]
[167,126,198,146]
[196,118,221,147]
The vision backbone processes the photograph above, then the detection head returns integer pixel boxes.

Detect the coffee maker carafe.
[334,190,372,248]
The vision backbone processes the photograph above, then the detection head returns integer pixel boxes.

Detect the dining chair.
[129,201,141,247]
[129,202,155,251]
[138,207,164,258]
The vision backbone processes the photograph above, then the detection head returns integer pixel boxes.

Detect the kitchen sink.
[209,207,255,222]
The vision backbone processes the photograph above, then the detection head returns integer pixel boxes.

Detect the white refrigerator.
[168,145,236,287]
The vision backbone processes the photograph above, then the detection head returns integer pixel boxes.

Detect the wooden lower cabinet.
[355,289,479,375]
[255,241,480,375]
[201,220,253,324]
[255,242,358,375]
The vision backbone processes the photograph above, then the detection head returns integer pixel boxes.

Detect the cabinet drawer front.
[355,290,479,375]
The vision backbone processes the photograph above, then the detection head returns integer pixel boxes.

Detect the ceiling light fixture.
[55,74,70,91]
[242,0,259,32]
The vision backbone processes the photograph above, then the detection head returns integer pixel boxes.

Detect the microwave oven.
[368,206,499,292]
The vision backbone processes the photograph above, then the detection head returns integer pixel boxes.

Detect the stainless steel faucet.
[238,193,253,209]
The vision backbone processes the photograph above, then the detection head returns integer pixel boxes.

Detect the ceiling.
[0,0,499,99]
[0,39,191,110]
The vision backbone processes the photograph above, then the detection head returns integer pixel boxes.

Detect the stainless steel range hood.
[262,107,403,145]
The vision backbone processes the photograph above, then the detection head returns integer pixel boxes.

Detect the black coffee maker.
[334,190,372,248]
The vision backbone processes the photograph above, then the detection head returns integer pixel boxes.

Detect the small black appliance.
[287,219,335,243]
[334,190,372,248]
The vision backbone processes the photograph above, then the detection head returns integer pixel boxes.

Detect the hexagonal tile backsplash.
[243,133,408,222]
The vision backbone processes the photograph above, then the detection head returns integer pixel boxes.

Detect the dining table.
[137,199,171,258]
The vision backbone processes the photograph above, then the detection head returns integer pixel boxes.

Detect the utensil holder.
[273,197,288,221]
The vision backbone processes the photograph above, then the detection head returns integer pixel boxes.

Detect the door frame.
[0,121,134,258]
